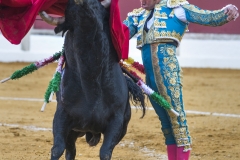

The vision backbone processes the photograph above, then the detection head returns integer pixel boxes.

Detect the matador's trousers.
[141,43,191,151]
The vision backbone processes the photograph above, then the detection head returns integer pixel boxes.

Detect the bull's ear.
[101,0,111,8]
[54,25,62,34]
[54,24,68,37]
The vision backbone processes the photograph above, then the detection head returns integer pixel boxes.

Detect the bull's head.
[39,0,111,27]
[74,0,111,8]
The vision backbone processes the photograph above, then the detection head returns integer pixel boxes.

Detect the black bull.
[51,0,146,159]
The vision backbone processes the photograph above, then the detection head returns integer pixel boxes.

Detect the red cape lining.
[0,0,129,60]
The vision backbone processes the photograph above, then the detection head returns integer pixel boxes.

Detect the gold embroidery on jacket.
[169,10,174,17]
[136,11,150,48]
[154,20,167,28]
[154,30,182,43]
[155,12,168,19]
[138,19,145,27]
[182,4,228,26]
[132,16,139,26]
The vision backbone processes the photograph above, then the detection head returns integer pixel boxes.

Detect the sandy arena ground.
[0,62,240,160]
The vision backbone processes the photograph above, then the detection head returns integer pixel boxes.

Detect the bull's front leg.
[51,102,71,160]
[65,130,85,160]
[100,108,131,160]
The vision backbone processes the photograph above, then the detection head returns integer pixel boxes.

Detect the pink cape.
[0,0,129,60]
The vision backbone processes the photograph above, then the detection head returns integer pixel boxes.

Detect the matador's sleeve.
[123,10,140,39]
[181,4,228,26]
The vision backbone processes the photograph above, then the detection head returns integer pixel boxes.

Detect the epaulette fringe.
[167,0,189,8]
[128,8,145,17]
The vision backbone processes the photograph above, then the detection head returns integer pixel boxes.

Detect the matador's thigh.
[141,43,191,151]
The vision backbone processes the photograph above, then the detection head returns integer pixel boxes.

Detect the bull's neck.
[72,28,110,82]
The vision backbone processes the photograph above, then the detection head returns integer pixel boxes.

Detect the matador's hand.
[223,4,239,21]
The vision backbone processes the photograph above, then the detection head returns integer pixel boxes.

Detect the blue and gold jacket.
[123,0,228,48]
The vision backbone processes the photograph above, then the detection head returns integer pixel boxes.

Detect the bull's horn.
[74,0,84,5]
[39,11,65,26]
[101,0,111,8]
